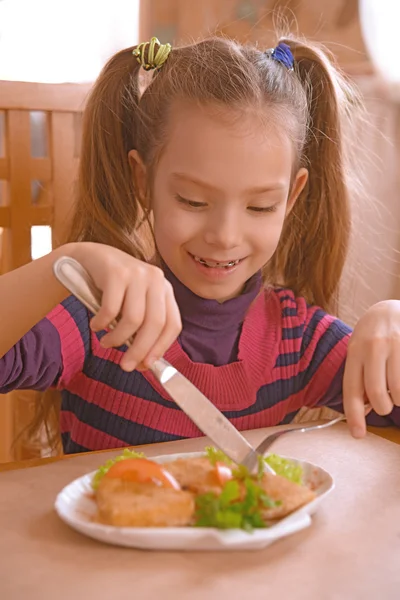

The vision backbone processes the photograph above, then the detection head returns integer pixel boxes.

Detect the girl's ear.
[128,149,149,209]
[286,167,308,215]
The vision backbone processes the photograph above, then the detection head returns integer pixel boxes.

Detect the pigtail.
[26,48,153,456]
[67,47,152,260]
[268,38,356,313]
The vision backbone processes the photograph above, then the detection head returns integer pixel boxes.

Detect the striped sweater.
[1,268,398,454]
[49,287,350,453]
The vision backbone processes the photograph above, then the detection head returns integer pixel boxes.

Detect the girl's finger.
[101,282,146,349]
[142,283,182,368]
[343,346,367,438]
[120,282,167,371]
[363,343,392,415]
[90,274,126,332]
[386,344,400,407]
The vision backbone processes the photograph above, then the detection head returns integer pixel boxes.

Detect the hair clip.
[270,42,294,71]
[132,36,172,71]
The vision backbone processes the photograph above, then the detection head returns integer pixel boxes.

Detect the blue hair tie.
[270,43,294,71]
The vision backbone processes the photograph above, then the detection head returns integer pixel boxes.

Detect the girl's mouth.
[191,255,242,269]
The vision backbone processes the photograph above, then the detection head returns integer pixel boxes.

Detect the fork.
[242,405,372,474]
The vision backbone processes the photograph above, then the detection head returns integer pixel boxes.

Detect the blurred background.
[0,0,399,461]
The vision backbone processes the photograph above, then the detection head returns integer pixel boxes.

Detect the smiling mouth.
[191,254,242,269]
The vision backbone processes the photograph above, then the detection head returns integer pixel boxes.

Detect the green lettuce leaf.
[205,446,303,485]
[204,446,233,466]
[264,453,303,485]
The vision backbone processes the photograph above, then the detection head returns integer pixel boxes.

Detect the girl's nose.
[203,209,243,250]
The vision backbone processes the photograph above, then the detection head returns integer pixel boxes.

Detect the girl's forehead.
[158,102,294,187]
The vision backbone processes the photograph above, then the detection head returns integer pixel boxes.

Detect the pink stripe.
[272,321,349,382]
[232,398,292,430]
[280,304,318,329]
[90,333,124,364]
[62,367,337,443]
[47,304,85,387]
[232,379,337,430]
[278,294,296,304]
[61,399,296,451]
[273,346,347,393]
[89,335,264,411]
[61,411,133,451]
[275,290,298,304]
[66,373,203,437]
[276,290,311,328]
[300,315,349,369]
[64,372,309,437]
[275,289,296,298]
[304,304,321,319]
[279,336,303,354]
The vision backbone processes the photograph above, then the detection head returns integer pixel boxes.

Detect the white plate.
[55,451,334,551]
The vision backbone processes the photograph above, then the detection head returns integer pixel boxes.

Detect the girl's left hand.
[343,300,400,438]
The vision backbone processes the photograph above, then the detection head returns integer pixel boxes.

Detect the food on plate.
[258,469,315,520]
[205,446,304,484]
[104,458,181,489]
[92,448,316,530]
[96,457,195,527]
[167,456,232,495]
[97,479,195,527]
[92,448,145,490]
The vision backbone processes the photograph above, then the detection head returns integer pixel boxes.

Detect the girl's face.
[136,102,307,301]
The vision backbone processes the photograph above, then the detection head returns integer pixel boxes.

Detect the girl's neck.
[161,260,262,366]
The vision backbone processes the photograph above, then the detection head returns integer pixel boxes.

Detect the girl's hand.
[343,300,400,437]
[68,242,182,371]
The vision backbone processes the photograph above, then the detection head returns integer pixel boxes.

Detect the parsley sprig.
[197,446,304,531]
[195,455,281,531]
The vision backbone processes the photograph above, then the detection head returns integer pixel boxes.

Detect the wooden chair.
[0,80,92,462]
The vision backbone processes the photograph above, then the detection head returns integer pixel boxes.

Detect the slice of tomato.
[105,458,181,490]
[214,461,233,486]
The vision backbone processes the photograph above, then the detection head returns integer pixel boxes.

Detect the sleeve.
[279,292,400,427]
[45,295,91,389]
[0,296,90,393]
[0,318,62,392]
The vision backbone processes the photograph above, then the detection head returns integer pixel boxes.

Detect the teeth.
[194,256,240,268]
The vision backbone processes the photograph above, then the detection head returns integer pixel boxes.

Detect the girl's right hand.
[67,242,182,372]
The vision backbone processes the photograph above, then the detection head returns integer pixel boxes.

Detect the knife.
[52,256,272,474]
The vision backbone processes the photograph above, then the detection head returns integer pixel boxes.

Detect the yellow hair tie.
[132,37,172,71]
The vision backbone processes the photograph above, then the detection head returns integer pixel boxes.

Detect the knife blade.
[150,356,261,468]
[52,256,272,473]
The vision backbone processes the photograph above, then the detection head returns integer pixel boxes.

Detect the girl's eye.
[175,194,206,208]
[248,205,277,213]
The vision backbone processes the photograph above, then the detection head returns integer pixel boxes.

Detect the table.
[0,424,399,600]
[367,426,400,444]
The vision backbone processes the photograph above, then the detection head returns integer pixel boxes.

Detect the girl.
[0,36,399,455]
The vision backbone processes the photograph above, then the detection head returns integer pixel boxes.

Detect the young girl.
[1,36,399,455]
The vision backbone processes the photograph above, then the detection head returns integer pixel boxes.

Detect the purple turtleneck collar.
[162,264,263,366]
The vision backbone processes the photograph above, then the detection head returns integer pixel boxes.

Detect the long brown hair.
[28,34,360,453]
[70,35,357,310]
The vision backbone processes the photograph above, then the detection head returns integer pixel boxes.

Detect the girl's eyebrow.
[171,172,286,195]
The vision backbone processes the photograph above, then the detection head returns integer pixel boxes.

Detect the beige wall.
[341,77,400,324]
[141,0,370,71]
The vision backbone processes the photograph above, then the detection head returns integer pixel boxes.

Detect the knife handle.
[52,256,171,381]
